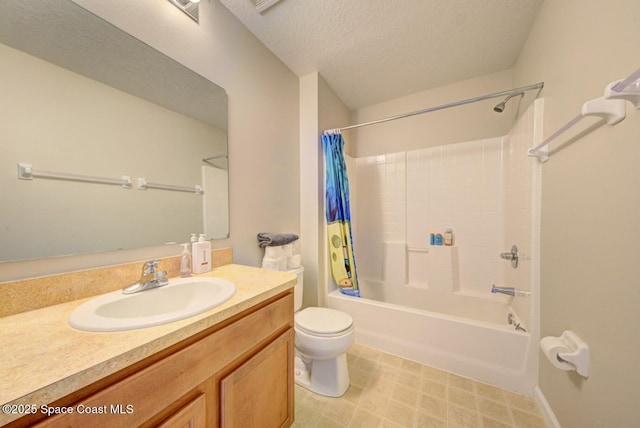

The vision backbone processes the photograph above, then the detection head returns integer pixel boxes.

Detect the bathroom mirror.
[0,0,229,262]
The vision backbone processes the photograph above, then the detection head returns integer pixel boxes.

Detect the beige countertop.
[0,264,295,426]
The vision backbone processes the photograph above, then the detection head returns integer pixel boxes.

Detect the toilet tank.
[288,266,304,311]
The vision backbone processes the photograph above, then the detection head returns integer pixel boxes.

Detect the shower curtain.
[322,131,360,297]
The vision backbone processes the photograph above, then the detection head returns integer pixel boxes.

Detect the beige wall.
[0,0,299,280]
[349,69,516,157]
[513,0,640,426]
[299,73,321,308]
[299,73,351,308]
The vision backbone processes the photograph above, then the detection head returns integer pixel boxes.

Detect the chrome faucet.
[492,285,515,296]
[491,285,531,297]
[507,313,528,332]
[123,259,169,294]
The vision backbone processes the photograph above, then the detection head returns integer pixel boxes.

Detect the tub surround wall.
[349,99,542,332]
[350,137,507,299]
[503,100,543,332]
[0,248,232,317]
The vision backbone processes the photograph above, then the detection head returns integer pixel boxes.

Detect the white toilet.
[289,267,355,397]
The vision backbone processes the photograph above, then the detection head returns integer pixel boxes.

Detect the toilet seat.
[295,307,353,337]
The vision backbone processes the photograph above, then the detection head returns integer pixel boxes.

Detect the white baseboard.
[534,386,561,428]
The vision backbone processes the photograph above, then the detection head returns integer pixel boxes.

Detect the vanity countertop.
[0,264,296,426]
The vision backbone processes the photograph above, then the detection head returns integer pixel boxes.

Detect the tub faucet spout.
[491,285,515,296]
[491,285,531,297]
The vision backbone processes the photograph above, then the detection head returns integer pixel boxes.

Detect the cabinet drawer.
[34,292,293,428]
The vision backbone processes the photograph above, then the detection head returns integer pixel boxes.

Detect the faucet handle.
[500,245,519,268]
[143,259,161,274]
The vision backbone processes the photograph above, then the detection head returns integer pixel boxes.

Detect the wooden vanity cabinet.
[16,291,294,428]
[156,393,207,427]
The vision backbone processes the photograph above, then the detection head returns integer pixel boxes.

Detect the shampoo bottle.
[444,228,454,246]
[180,243,192,277]
[435,233,443,246]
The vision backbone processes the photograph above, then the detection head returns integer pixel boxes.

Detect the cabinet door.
[220,328,294,428]
[157,394,206,428]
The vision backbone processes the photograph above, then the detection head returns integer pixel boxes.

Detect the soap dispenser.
[192,234,212,274]
[180,244,192,277]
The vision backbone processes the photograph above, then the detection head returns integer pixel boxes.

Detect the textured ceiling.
[220,0,544,109]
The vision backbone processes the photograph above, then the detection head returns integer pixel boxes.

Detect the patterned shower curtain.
[322,131,360,297]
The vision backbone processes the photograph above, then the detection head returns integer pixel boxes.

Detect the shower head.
[493,102,507,113]
[493,91,525,113]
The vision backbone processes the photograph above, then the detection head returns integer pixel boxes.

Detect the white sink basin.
[68,277,236,332]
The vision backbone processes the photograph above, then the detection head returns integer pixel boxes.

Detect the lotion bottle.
[192,234,212,274]
[180,244,192,277]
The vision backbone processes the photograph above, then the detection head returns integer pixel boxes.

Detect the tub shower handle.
[500,252,516,260]
[500,245,519,268]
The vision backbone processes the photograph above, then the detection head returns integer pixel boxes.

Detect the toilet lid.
[295,307,353,336]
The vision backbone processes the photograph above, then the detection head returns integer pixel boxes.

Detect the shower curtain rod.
[326,82,544,133]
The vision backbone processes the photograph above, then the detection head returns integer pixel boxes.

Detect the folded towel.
[264,246,285,259]
[282,244,294,257]
[257,233,299,247]
[287,254,301,269]
[261,257,280,271]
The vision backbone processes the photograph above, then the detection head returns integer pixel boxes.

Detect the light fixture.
[168,0,199,23]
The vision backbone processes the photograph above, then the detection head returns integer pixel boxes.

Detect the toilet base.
[294,353,350,397]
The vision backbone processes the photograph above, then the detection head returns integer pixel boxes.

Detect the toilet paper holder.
[541,330,590,378]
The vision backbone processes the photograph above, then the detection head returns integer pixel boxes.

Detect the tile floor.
[293,344,546,428]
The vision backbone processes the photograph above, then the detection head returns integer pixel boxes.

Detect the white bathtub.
[327,283,537,395]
